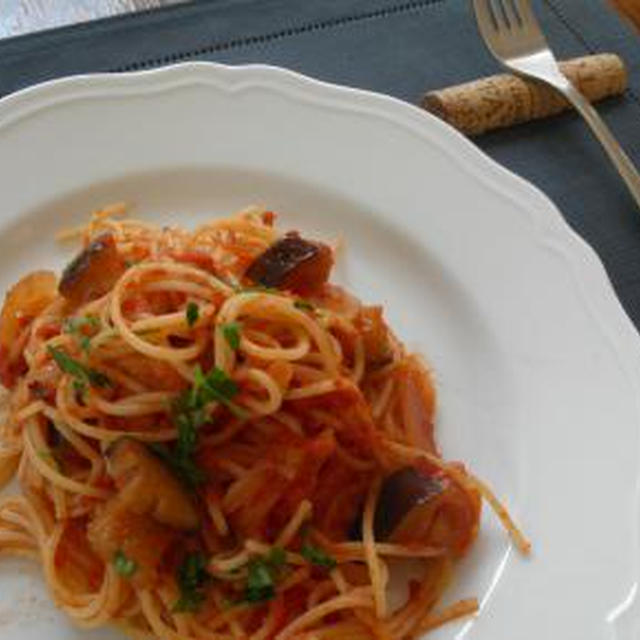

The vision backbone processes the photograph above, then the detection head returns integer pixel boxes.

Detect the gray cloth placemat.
[1,0,640,325]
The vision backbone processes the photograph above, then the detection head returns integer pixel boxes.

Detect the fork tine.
[511,0,541,31]
[472,0,498,43]
[488,0,510,30]
[498,0,522,28]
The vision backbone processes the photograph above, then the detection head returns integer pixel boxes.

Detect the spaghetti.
[0,204,529,639]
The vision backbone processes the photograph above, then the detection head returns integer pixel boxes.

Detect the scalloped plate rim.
[0,61,638,638]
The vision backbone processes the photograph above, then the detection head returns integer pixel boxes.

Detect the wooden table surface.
[0,0,184,38]
[0,0,638,39]
[610,0,640,29]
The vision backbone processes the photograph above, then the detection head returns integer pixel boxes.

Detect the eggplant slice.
[373,466,481,556]
[59,233,126,304]
[245,232,333,294]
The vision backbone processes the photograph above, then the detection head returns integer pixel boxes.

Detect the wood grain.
[609,0,640,30]
[0,0,184,38]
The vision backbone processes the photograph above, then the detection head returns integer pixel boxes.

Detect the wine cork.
[421,54,627,136]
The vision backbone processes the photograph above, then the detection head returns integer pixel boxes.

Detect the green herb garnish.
[234,285,280,295]
[63,316,101,353]
[245,560,275,603]
[221,322,241,350]
[294,299,314,312]
[148,442,205,489]
[151,364,250,489]
[190,365,245,416]
[37,449,61,471]
[63,315,100,334]
[164,365,244,488]
[185,302,199,328]
[242,547,286,604]
[301,543,337,570]
[173,552,209,612]
[175,410,206,487]
[267,546,286,567]
[47,346,111,389]
[113,549,137,578]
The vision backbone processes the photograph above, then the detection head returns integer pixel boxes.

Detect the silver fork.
[473,0,640,208]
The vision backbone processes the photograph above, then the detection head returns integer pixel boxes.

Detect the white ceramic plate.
[0,63,639,640]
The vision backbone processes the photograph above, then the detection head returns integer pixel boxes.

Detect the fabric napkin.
[1,0,640,325]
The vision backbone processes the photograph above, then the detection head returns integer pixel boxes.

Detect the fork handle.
[560,83,640,207]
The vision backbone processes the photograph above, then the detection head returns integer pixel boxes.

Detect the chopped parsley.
[266,546,286,567]
[148,441,204,489]
[190,365,246,417]
[185,302,199,328]
[63,315,100,353]
[221,322,241,350]
[173,552,209,612]
[47,346,111,394]
[174,411,206,487]
[63,315,100,334]
[113,549,137,578]
[245,561,275,603]
[300,543,337,570]
[37,449,61,471]
[293,299,314,312]
[242,547,286,604]
[234,285,280,295]
[164,365,245,488]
